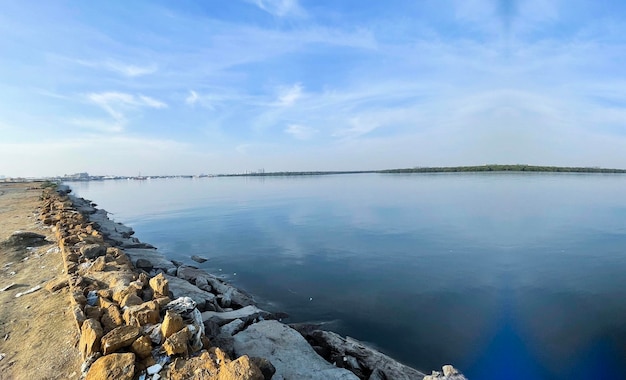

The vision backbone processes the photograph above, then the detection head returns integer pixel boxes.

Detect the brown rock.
[154,296,172,309]
[120,293,143,308]
[90,256,107,272]
[123,301,160,327]
[250,357,276,380]
[45,276,69,292]
[169,350,220,380]
[219,355,264,380]
[163,326,190,357]
[80,318,103,360]
[100,304,124,333]
[73,305,86,331]
[131,335,153,359]
[84,305,103,320]
[161,310,184,340]
[149,273,169,297]
[112,282,142,304]
[85,352,135,380]
[101,325,140,355]
[70,290,87,306]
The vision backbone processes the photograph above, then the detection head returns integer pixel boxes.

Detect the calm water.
[68,173,626,379]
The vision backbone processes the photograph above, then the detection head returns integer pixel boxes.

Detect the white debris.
[0,283,16,292]
[0,353,5,361]
[147,363,162,375]
[15,285,41,298]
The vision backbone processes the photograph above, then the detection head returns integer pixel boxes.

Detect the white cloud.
[248,0,304,17]
[186,90,199,105]
[68,118,124,133]
[275,83,303,106]
[105,61,158,77]
[284,124,317,140]
[87,92,168,128]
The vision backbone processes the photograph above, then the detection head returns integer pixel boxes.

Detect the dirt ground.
[0,182,81,380]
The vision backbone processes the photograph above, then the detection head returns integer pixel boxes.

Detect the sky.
[2,0,626,176]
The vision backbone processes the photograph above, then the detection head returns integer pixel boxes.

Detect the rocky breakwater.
[43,183,468,380]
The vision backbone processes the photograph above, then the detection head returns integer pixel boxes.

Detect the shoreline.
[44,185,464,380]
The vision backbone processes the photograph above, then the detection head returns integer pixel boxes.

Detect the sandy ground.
[0,182,81,380]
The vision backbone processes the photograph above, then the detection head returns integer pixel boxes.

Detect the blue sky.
[2,0,626,176]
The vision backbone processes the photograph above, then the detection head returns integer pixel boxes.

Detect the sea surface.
[68,173,626,380]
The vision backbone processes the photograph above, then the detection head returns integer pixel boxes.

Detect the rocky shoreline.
[41,183,467,379]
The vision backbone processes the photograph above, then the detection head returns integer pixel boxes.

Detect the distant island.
[219,165,626,177]
[3,165,626,183]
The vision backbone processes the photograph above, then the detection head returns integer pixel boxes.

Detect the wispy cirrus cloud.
[275,83,303,107]
[72,58,158,77]
[246,0,305,17]
[284,124,317,140]
[87,92,167,128]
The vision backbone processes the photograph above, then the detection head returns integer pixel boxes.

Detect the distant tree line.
[380,165,626,174]
[219,165,626,177]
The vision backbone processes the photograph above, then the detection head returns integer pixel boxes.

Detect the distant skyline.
[2,0,626,177]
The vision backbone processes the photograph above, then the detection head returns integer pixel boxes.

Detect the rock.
[85,305,103,320]
[100,303,124,332]
[112,282,142,304]
[149,273,169,297]
[164,274,215,310]
[101,325,140,355]
[85,352,135,380]
[301,330,425,380]
[219,355,264,380]
[204,319,221,339]
[2,231,47,247]
[120,293,143,308]
[220,318,245,336]
[161,310,185,340]
[443,365,458,377]
[233,320,358,380]
[124,248,176,271]
[176,265,254,307]
[90,256,107,272]
[73,305,86,331]
[81,244,106,259]
[191,255,208,263]
[135,258,153,270]
[131,335,152,359]
[202,305,275,326]
[250,357,276,380]
[80,319,103,360]
[44,277,69,292]
[165,296,196,314]
[123,301,160,326]
[163,326,190,357]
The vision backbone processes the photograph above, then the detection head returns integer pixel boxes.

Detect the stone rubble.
[39,183,468,380]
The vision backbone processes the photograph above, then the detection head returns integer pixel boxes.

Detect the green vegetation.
[221,165,626,177]
[380,165,626,174]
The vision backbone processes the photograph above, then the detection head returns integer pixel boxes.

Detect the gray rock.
[177,265,254,307]
[135,258,153,270]
[125,249,176,271]
[163,275,215,310]
[2,231,47,247]
[220,318,245,336]
[80,244,106,259]
[301,330,426,380]
[201,305,275,326]
[191,255,208,263]
[233,320,359,380]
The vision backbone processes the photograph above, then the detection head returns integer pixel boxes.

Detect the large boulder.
[101,325,140,355]
[85,353,135,380]
[80,318,103,359]
[233,321,358,380]
[164,274,215,310]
